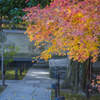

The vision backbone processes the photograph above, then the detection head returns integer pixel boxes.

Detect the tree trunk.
[60,56,74,89]
[60,56,90,95]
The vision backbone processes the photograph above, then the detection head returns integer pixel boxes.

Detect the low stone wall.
[33,61,49,69]
[49,58,68,79]
[93,61,100,75]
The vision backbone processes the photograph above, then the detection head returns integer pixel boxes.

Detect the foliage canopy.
[23,0,100,62]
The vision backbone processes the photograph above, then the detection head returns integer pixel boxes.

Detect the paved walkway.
[0,68,60,100]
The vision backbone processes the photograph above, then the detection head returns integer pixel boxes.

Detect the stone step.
[33,63,49,68]
[93,61,100,75]
[36,61,48,64]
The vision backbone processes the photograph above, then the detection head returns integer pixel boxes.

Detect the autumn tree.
[23,0,100,94]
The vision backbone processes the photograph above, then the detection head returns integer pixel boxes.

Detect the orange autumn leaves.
[67,35,99,62]
[23,0,100,62]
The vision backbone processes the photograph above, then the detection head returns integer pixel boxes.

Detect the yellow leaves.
[91,56,98,63]
[97,81,100,84]
[66,34,100,63]
[14,93,16,95]
[52,39,57,44]
[68,9,71,14]
[33,57,35,59]
[34,41,39,46]
[24,31,27,34]
[32,60,35,63]
[58,52,62,56]
[2,23,5,27]
[24,0,100,63]
[63,9,66,12]
[46,20,54,25]
[78,13,82,17]
[54,8,59,12]
[41,43,45,46]
[40,53,52,62]
[37,20,42,24]
[36,46,41,49]
[62,53,66,56]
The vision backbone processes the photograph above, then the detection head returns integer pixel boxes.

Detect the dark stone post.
[20,66,22,76]
[2,75,5,86]
[55,82,58,98]
[15,68,18,80]
[22,65,24,72]
[51,84,55,89]
[3,70,6,75]
[60,96,65,100]
[2,70,6,86]
[55,97,60,100]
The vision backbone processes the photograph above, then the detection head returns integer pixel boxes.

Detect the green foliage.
[0,0,51,23]
[3,46,20,67]
[51,90,100,100]
[4,59,13,66]
[0,0,26,21]
[0,86,7,95]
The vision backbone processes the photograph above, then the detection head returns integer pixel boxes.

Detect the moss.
[0,86,7,95]
[51,90,100,100]
[0,67,29,80]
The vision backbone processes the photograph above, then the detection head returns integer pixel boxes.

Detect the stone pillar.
[49,58,68,79]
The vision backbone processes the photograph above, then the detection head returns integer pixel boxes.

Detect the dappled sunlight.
[31,71,49,75]
[25,69,51,79]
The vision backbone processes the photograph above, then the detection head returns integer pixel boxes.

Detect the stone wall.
[0,29,45,58]
[49,58,68,79]
[93,61,100,75]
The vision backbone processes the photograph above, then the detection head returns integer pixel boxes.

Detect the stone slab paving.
[0,68,62,100]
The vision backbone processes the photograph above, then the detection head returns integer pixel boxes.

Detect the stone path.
[0,68,61,100]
